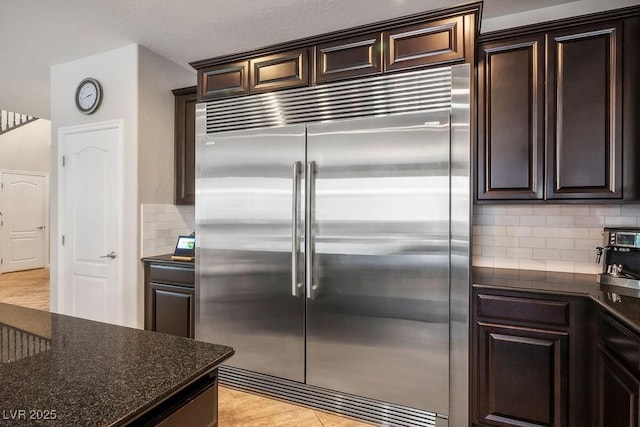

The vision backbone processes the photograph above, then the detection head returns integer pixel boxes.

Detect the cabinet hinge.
[61,235,65,246]
[62,156,66,167]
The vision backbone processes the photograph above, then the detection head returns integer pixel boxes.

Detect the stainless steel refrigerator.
[196,65,470,427]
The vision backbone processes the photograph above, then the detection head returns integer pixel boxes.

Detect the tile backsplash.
[141,204,195,257]
[140,202,640,273]
[473,204,640,274]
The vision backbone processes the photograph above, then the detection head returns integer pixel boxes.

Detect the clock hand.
[82,93,94,100]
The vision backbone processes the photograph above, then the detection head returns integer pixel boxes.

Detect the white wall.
[482,0,640,32]
[50,43,196,328]
[0,119,51,173]
[50,44,139,326]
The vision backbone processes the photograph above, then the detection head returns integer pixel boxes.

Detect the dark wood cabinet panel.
[472,288,594,427]
[477,36,544,200]
[477,9,640,203]
[143,258,195,339]
[597,347,640,427]
[384,16,465,72]
[149,283,194,339]
[173,87,196,205]
[476,292,568,328]
[198,61,249,100]
[191,6,481,102]
[250,49,309,93]
[546,22,623,199]
[477,322,568,426]
[314,33,382,83]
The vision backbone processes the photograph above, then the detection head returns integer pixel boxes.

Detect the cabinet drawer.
[149,264,194,288]
[477,293,569,328]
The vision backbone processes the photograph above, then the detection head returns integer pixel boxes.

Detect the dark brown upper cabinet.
[173,86,197,205]
[250,49,309,93]
[315,33,383,84]
[477,36,545,200]
[384,15,465,72]
[477,10,640,202]
[198,61,249,101]
[546,23,622,200]
[190,4,481,101]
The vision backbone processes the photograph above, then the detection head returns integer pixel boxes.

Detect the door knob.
[99,251,117,260]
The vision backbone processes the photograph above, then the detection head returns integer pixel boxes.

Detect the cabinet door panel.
[250,49,308,93]
[198,61,249,100]
[315,33,382,83]
[384,16,464,71]
[477,37,544,200]
[149,283,194,338]
[546,23,622,199]
[597,347,640,427]
[477,322,568,426]
[174,87,197,205]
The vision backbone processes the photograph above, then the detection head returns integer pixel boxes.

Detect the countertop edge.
[112,348,235,426]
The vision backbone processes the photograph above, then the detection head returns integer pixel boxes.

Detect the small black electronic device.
[171,235,195,261]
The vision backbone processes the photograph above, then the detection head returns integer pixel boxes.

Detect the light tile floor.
[0,268,374,426]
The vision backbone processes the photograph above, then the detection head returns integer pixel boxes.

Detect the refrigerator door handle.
[305,161,316,299]
[291,161,302,297]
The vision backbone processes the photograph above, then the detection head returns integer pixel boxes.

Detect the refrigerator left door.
[196,124,306,383]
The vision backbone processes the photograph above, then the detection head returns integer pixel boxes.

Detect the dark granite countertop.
[141,254,194,268]
[0,303,233,426]
[473,267,640,335]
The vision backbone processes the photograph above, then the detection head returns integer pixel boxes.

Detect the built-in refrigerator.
[196,65,470,427]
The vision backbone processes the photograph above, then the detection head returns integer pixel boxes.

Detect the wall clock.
[75,78,102,114]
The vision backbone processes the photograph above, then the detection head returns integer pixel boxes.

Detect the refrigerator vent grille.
[218,365,440,427]
[205,67,452,133]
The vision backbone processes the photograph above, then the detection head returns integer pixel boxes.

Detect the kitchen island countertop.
[0,302,233,426]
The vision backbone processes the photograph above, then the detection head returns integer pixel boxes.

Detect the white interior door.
[59,122,122,325]
[0,172,47,273]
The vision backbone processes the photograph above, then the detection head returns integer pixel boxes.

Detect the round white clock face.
[75,78,102,114]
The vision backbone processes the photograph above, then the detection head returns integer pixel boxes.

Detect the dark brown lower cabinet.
[148,282,194,338]
[472,288,593,427]
[596,311,640,427]
[476,323,567,426]
[597,347,640,427]
[143,256,195,339]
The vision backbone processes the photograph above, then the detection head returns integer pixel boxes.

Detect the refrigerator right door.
[305,111,451,413]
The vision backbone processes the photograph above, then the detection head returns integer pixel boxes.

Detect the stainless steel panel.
[205,67,452,133]
[449,64,471,427]
[195,124,306,382]
[306,112,451,413]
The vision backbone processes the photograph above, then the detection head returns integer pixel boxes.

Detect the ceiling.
[0,0,633,119]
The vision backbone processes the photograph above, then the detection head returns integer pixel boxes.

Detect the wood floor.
[0,268,374,426]
[0,267,49,311]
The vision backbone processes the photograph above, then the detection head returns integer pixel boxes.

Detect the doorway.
[0,171,48,274]
[57,121,123,325]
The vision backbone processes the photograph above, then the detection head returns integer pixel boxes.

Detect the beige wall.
[137,46,195,205]
[0,119,51,173]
